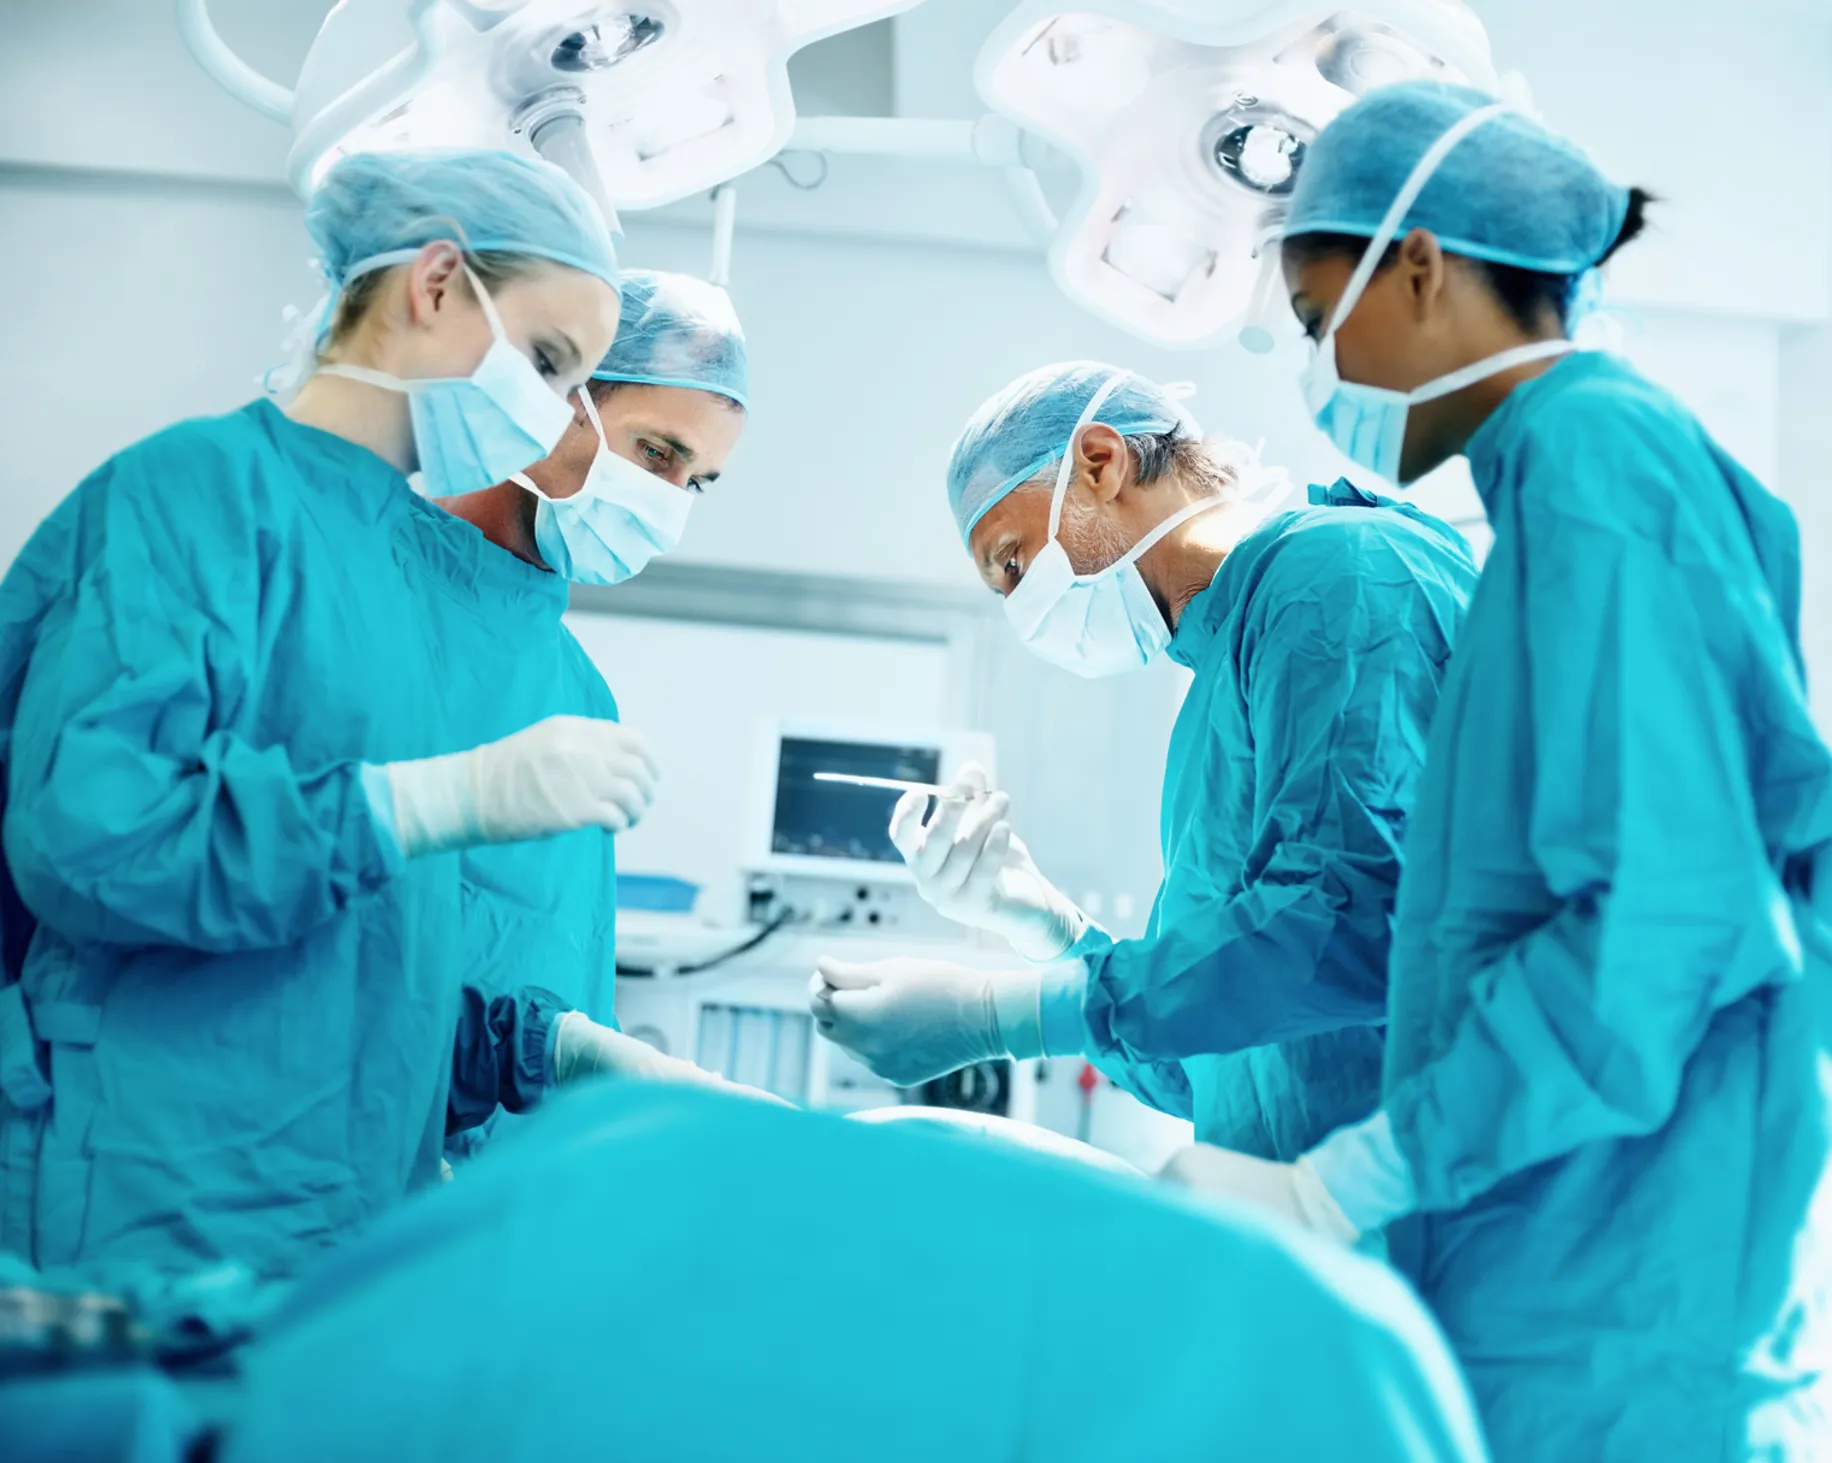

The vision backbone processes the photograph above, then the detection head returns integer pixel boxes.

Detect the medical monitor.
[750,721,995,882]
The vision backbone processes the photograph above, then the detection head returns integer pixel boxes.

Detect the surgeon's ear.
[1075,423,1129,505]
[404,241,465,327]
[1396,227,1448,320]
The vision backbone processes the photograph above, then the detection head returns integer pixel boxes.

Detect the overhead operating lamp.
[973,2,1503,349]
[176,0,923,219]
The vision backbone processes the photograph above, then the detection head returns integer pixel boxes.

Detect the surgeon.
[425,268,750,1155]
[1161,82,1832,1459]
[0,149,741,1286]
[810,365,1476,1166]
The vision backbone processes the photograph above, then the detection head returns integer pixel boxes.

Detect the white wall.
[0,170,309,569]
[1780,308,1832,730]
[1474,0,1832,323]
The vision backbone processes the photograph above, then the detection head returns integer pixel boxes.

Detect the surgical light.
[974,1,1502,349]
[177,0,923,213]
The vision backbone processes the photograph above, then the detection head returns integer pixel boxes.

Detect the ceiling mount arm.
[175,0,294,124]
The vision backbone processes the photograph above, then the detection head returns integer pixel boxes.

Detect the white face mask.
[1298,102,1576,485]
[1003,372,1225,679]
[320,264,575,498]
[515,386,693,585]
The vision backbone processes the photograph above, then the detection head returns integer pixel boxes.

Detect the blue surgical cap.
[947,363,1200,544]
[592,269,749,409]
[305,148,620,296]
[1285,82,1630,276]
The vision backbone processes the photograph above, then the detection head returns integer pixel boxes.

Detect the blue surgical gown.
[1381,352,1832,1459]
[414,527,621,1160]
[413,533,619,1022]
[224,1083,1489,1463]
[0,401,556,1282]
[1057,483,1476,1158]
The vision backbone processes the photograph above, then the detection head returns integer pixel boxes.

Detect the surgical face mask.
[515,387,693,585]
[1003,372,1224,679]
[1298,103,1575,485]
[319,265,574,498]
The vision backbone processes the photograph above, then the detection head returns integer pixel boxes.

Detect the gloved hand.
[552,1013,791,1106]
[808,956,1045,1088]
[1157,1143,1359,1244]
[379,715,658,858]
[888,761,1087,961]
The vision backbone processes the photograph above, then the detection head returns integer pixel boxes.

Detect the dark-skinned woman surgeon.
[1172,81,1832,1462]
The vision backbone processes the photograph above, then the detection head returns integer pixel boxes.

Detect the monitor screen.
[771,736,942,865]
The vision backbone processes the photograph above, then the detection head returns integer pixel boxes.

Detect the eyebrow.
[654,431,696,462]
[633,426,718,483]
[538,329,583,373]
[977,530,1015,575]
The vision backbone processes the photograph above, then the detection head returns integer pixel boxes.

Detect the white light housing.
[286,0,920,209]
[976,1,1501,347]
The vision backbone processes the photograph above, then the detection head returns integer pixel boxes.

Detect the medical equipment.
[744,727,997,943]
[812,771,952,797]
[181,1,1507,349]
[973,1,1501,348]
[615,872,700,912]
[177,0,923,210]
[693,1000,812,1101]
[748,722,994,888]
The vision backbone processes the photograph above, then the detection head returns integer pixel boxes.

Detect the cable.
[616,905,797,979]
[766,152,829,191]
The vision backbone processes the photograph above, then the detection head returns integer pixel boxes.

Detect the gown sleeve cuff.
[989,962,1087,1062]
[544,1008,572,1088]
[1065,920,1115,961]
[1303,1109,1418,1236]
[1036,960,1089,1058]
[358,763,406,866]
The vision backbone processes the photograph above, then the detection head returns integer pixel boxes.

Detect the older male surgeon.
[811,363,1474,1187]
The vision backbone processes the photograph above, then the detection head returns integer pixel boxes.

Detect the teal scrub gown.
[1382,352,1832,1459]
[1059,483,1477,1157]
[0,401,537,1281]
[414,529,621,1161]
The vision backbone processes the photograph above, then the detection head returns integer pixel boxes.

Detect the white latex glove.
[551,1013,791,1107]
[381,715,658,858]
[888,761,1086,961]
[808,956,1045,1088]
[1157,1143,1359,1245]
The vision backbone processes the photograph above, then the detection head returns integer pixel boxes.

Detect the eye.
[1002,553,1023,586]
[686,478,707,495]
[639,441,669,466]
[533,348,559,380]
